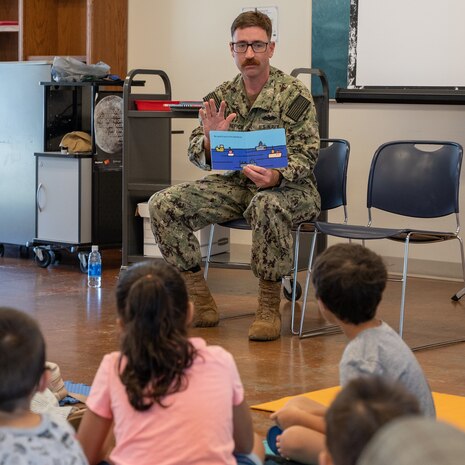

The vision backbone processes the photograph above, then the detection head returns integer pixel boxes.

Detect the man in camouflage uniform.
[149,10,320,341]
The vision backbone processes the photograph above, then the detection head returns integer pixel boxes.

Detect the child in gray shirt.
[0,307,88,465]
[340,320,435,417]
[270,243,435,464]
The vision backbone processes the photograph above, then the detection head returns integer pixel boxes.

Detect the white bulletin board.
[349,0,465,88]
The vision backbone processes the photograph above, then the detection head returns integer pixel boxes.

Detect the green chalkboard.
[311,0,350,98]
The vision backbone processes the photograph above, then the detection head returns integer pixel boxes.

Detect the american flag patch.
[203,92,222,111]
[286,94,311,121]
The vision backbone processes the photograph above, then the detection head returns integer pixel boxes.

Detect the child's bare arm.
[271,407,327,433]
[77,408,113,465]
[271,397,328,432]
[232,400,254,454]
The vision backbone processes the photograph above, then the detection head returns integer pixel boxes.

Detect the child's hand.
[270,406,301,430]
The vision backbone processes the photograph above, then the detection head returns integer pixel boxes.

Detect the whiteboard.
[349,0,465,88]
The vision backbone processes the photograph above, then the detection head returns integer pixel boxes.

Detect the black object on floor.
[265,454,312,465]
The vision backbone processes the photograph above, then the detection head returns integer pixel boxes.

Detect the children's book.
[210,128,288,170]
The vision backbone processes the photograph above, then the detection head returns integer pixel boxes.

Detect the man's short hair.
[311,243,387,324]
[231,10,272,40]
[326,376,420,465]
[0,307,46,412]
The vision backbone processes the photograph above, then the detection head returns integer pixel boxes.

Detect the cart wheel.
[0,244,4,257]
[78,252,88,274]
[283,280,302,301]
[19,245,29,259]
[52,251,62,264]
[35,249,52,268]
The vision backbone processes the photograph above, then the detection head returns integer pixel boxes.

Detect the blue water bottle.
[87,245,102,288]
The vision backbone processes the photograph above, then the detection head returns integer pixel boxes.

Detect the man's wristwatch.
[273,169,284,186]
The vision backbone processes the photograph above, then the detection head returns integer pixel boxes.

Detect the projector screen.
[348,0,465,88]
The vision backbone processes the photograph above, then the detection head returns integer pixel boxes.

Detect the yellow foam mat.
[251,387,465,431]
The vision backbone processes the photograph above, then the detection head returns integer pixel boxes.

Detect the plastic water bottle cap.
[91,245,99,252]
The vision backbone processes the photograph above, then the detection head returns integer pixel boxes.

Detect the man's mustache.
[242,59,259,66]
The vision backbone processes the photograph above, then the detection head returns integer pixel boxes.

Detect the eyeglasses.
[231,41,269,53]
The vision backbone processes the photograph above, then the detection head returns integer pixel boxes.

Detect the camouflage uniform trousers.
[148,174,320,282]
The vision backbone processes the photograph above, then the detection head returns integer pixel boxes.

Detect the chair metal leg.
[299,231,317,335]
[296,232,341,338]
[290,225,303,335]
[412,337,465,352]
[300,325,342,339]
[452,288,465,301]
[409,235,465,350]
[398,235,465,350]
[203,224,216,280]
[451,235,465,301]
[398,235,411,338]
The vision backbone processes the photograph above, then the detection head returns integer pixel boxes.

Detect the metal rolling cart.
[122,69,198,267]
[31,80,124,271]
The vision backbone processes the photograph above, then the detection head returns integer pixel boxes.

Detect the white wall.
[128,0,311,99]
[128,1,465,280]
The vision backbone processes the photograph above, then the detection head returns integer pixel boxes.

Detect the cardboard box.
[137,202,230,258]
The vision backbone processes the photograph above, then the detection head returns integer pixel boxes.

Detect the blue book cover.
[210,128,288,170]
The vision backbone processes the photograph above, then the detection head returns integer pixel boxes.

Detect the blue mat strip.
[64,381,91,397]
[59,381,91,406]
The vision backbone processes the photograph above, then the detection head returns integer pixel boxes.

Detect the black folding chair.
[300,140,465,349]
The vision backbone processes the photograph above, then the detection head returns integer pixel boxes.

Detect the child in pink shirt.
[77,261,264,465]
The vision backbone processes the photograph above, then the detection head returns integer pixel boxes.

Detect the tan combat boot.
[182,270,219,327]
[248,279,282,341]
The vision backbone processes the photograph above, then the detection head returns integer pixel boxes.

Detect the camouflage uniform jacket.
[188,66,320,199]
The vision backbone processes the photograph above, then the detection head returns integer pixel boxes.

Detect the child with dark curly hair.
[321,376,420,465]
[270,243,435,464]
[77,261,263,465]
